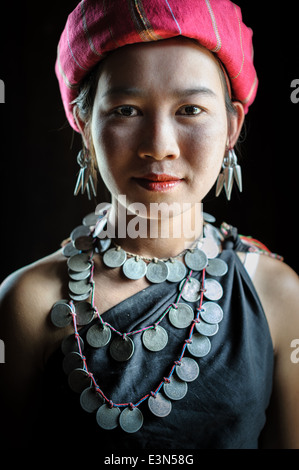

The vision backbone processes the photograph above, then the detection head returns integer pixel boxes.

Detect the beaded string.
[111,240,202,264]
[69,255,206,410]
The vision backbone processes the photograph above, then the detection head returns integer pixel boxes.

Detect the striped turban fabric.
[55,0,258,132]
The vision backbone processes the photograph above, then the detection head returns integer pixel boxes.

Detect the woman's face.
[86,38,243,216]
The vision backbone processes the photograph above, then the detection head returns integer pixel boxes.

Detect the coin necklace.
[64,208,220,285]
[50,210,228,433]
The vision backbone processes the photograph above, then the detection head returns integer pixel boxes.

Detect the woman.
[0,0,298,450]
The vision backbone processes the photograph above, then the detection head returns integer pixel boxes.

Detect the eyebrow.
[101,86,217,99]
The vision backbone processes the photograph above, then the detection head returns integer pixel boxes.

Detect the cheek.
[184,118,227,178]
[91,122,129,186]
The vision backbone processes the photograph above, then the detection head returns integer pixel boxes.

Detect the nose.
[137,115,180,161]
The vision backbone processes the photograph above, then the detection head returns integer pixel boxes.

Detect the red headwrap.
[55,0,258,132]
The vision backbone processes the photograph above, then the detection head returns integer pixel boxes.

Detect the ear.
[227,101,245,149]
[73,105,91,150]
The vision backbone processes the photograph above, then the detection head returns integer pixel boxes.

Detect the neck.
[103,199,204,259]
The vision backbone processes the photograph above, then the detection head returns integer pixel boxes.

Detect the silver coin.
[96,404,121,430]
[67,253,92,272]
[52,298,69,307]
[70,225,91,242]
[50,302,72,328]
[206,258,228,277]
[200,237,220,259]
[119,407,143,433]
[74,236,94,251]
[61,333,84,356]
[68,267,91,281]
[69,290,92,302]
[195,320,219,336]
[203,212,216,223]
[80,387,104,413]
[201,301,223,324]
[203,222,221,240]
[103,247,127,268]
[110,335,134,362]
[96,238,111,253]
[145,260,169,284]
[69,278,91,295]
[163,375,188,401]
[142,326,168,352]
[122,257,147,280]
[83,212,100,227]
[168,303,194,329]
[75,301,95,326]
[179,277,201,302]
[184,249,208,271]
[166,259,187,283]
[62,241,80,258]
[68,368,92,394]
[187,332,211,357]
[62,351,84,375]
[148,393,172,417]
[93,217,109,239]
[175,357,200,382]
[204,278,223,301]
[94,203,111,218]
[86,323,112,348]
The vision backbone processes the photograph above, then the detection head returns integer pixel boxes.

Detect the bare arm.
[0,253,68,447]
[252,256,299,449]
[0,269,43,445]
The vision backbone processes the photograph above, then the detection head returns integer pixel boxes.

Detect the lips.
[133,173,183,192]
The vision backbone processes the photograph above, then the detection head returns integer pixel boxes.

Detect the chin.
[115,192,199,221]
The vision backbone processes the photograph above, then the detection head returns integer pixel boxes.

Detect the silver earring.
[73,148,97,200]
[215,148,242,201]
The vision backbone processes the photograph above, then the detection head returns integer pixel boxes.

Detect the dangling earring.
[73,148,97,200]
[215,148,242,201]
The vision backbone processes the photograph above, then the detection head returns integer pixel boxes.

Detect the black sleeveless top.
[38,228,274,450]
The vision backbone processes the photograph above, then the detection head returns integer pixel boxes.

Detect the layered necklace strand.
[50,209,227,433]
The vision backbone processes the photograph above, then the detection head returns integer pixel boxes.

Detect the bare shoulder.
[254,253,299,292]
[1,249,67,293]
[0,249,67,315]
[251,254,299,352]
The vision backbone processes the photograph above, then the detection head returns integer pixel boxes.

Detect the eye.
[178,105,202,116]
[114,106,138,117]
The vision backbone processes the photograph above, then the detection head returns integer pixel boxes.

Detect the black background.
[0,1,298,281]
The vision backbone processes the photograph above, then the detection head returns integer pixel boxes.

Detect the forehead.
[96,37,223,95]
